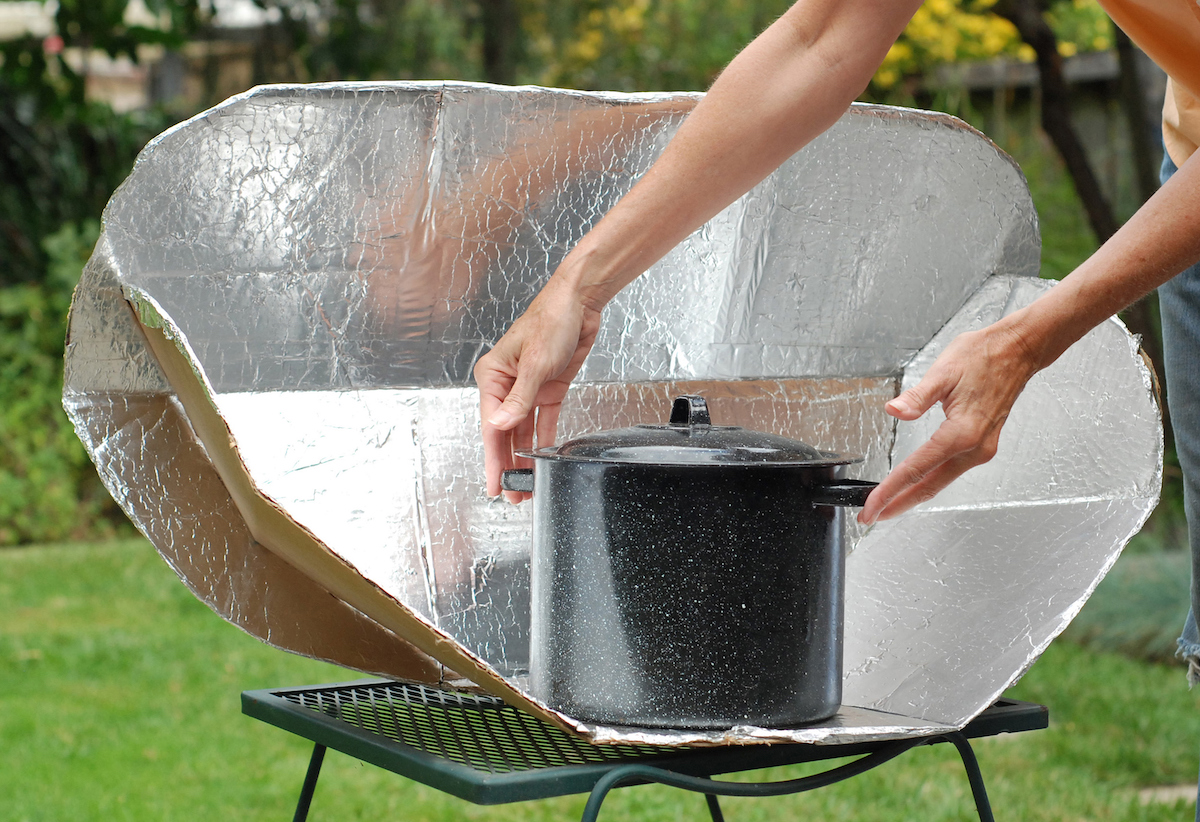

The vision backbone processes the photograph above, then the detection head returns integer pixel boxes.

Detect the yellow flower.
[885,41,914,63]
[874,68,900,88]
[568,27,604,64]
[608,0,649,36]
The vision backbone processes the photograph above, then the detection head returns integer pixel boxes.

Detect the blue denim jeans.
[1157,152,1200,821]
[1159,153,1200,688]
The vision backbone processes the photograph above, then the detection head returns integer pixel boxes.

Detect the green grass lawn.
[2,538,1198,821]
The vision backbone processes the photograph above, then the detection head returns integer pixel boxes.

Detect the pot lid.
[525,395,862,466]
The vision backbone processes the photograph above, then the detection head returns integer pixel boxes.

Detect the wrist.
[990,296,1081,378]
[552,242,624,316]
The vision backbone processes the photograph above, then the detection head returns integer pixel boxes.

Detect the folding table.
[242,678,1047,822]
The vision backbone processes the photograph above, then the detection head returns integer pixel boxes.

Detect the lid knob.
[669,395,711,427]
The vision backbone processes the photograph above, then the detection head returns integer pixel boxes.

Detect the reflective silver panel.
[843,277,1161,727]
[580,704,954,747]
[64,82,1158,746]
[63,257,447,682]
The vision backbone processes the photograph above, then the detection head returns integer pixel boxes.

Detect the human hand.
[858,322,1042,524]
[475,276,604,503]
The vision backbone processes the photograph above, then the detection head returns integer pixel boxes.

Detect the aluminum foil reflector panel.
[64,82,1159,746]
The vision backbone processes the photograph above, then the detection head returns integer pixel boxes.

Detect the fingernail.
[488,408,516,428]
[887,398,911,415]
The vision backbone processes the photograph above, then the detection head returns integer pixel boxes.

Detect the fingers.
[864,328,1021,522]
[480,358,568,502]
[475,336,579,502]
[482,400,562,504]
[886,363,956,421]
[861,449,984,523]
[488,357,556,431]
[502,412,536,504]
[858,417,1000,524]
[481,413,513,499]
[486,368,540,430]
[482,409,536,503]
[535,400,563,452]
[475,320,544,500]
[874,463,963,519]
[863,371,960,523]
[475,281,603,503]
[477,353,516,498]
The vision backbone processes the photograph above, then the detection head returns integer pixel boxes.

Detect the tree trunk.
[993,0,1119,241]
[1112,26,1170,445]
[1114,28,1160,203]
[993,0,1167,438]
[480,0,520,85]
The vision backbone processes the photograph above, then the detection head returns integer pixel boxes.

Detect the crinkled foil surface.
[64,82,1160,746]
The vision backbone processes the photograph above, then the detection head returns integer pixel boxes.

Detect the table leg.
[704,792,724,822]
[578,738,919,822]
[946,733,995,822]
[293,743,327,822]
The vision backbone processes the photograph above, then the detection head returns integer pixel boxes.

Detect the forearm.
[996,149,1200,369]
[559,0,922,311]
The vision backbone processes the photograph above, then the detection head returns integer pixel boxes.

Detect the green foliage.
[517,0,1117,94]
[998,125,1101,281]
[0,0,197,287]
[873,0,1113,94]
[50,0,202,60]
[0,0,203,543]
[1044,0,1114,57]
[0,220,129,545]
[217,0,1123,95]
[248,0,483,83]
[525,0,790,91]
[244,0,786,90]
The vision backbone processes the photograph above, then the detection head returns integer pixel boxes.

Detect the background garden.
[1,1,1197,819]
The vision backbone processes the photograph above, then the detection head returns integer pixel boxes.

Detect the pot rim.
[514,446,864,467]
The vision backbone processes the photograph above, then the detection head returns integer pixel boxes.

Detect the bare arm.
[475,0,924,500]
[859,148,1200,523]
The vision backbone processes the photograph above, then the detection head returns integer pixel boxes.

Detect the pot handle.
[670,395,711,426]
[811,480,878,508]
[501,468,534,494]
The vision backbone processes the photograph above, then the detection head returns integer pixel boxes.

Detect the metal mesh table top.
[243,678,1047,806]
[275,680,680,775]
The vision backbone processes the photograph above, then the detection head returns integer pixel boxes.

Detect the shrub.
[0,220,130,545]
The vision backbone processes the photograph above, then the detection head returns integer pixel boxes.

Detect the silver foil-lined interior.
[63,82,1160,746]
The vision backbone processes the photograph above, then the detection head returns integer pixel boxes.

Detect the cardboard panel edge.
[128,295,578,734]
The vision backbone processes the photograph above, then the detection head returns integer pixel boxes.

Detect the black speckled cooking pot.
[502,395,875,730]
